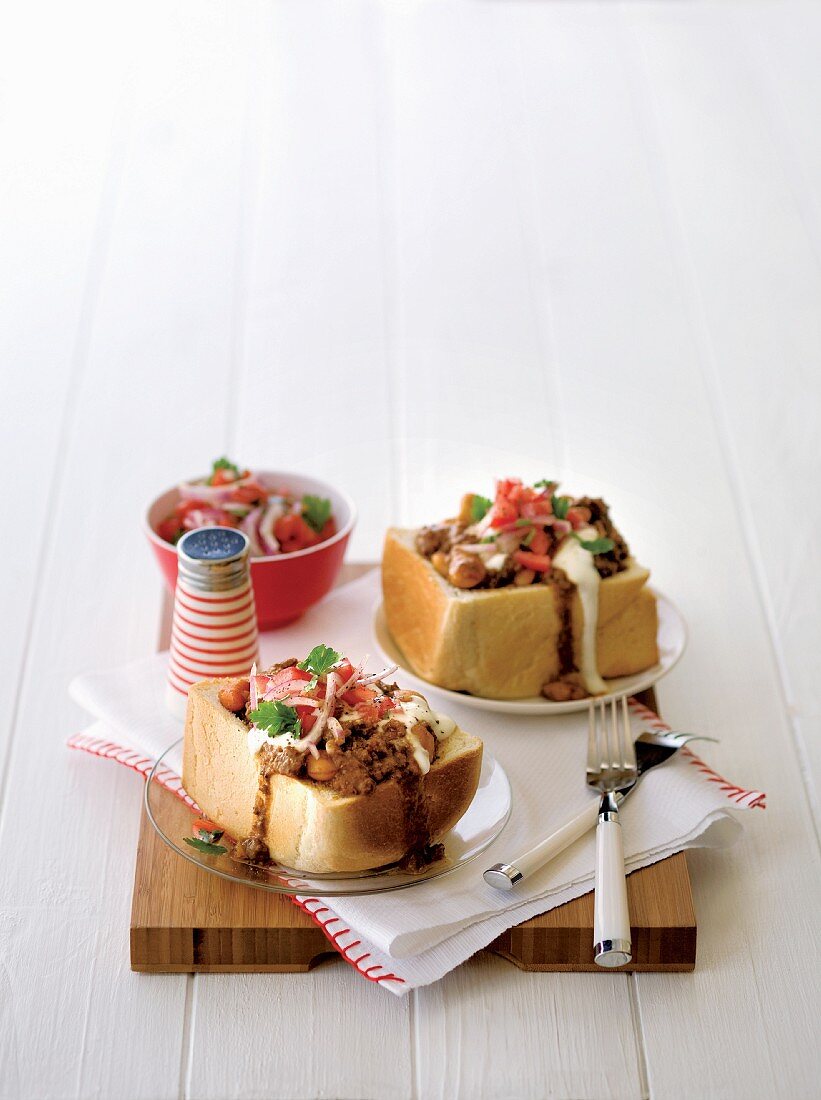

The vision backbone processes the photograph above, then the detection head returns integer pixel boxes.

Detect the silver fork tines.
[587,695,638,794]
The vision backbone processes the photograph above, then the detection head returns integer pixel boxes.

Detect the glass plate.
[145,739,511,897]
[373,588,687,716]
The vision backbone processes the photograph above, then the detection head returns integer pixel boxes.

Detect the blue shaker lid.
[178,527,249,563]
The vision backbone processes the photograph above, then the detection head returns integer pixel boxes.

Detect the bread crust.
[382,527,659,698]
[182,680,483,874]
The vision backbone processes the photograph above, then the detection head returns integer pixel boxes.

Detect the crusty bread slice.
[381,527,659,698]
[182,679,483,874]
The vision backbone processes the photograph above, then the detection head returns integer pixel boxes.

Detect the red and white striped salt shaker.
[166,527,259,719]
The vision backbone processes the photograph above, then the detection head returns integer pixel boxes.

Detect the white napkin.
[68,570,764,994]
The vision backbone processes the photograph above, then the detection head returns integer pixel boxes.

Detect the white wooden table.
[2,2,820,1096]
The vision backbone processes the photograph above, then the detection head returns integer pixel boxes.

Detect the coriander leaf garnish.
[301,495,332,533]
[575,534,615,554]
[210,456,240,481]
[249,700,303,739]
[195,826,224,844]
[184,837,229,856]
[534,479,557,490]
[522,527,536,547]
[298,644,341,676]
[551,494,571,520]
[470,494,492,523]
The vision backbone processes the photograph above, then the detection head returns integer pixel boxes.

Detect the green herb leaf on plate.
[551,494,571,520]
[184,837,229,856]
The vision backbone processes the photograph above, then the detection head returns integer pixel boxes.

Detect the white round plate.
[145,740,511,897]
[373,590,687,716]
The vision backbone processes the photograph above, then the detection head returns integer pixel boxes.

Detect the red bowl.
[144,472,356,629]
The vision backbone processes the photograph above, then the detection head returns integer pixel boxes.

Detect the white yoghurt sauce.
[552,525,607,695]
[246,690,455,777]
[247,726,289,756]
[388,696,456,775]
[485,552,508,572]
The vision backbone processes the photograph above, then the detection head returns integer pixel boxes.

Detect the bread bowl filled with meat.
[382,478,659,701]
[182,645,483,874]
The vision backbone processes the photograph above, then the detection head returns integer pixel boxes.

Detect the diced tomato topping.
[376,695,396,717]
[263,666,313,700]
[157,517,182,542]
[177,498,210,517]
[230,481,266,504]
[342,684,378,707]
[566,506,591,530]
[490,498,518,528]
[298,709,317,733]
[253,674,272,698]
[529,528,549,556]
[333,660,356,686]
[496,478,524,501]
[514,550,552,573]
[274,513,321,553]
[521,496,552,518]
[210,466,245,486]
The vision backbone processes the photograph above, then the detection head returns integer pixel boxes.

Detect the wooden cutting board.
[131,565,696,974]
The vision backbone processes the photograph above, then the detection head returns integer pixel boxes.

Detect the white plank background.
[1,2,819,1097]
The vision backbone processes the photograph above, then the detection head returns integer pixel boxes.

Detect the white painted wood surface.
[1,2,819,1097]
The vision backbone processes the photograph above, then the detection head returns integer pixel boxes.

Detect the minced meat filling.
[250,692,435,796]
[574,497,631,578]
[415,492,630,589]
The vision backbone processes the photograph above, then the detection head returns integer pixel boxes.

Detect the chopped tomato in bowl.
[145,463,356,628]
[155,457,339,557]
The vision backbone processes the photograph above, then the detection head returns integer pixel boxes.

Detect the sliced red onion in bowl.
[258,499,285,555]
[240,507,265,556]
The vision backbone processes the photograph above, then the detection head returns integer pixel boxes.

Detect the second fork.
[587,696,638,968]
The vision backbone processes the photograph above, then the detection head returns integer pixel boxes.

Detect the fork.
[587,695,638,968]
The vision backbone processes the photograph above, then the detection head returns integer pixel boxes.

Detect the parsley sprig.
[551,494,571,520]
[298,644,341,676]
[185,823,227,856]
[248,699,303,739]
[301,495,332,533]
[470,494,492,523]
[184,836,228,856]
[209,456,241,483]
[574,534,615,554]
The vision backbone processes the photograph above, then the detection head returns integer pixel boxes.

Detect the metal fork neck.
[599,791,620,820]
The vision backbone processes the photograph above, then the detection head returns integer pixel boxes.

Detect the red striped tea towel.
[68,571,765,994]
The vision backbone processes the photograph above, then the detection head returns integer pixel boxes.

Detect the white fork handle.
[593,799,632,968]
[483,800,599,889]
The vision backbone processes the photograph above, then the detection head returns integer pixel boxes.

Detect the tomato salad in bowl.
[156,457,338,557]
[145,461,355,628]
